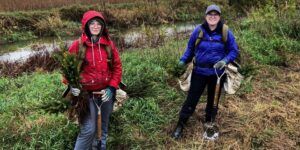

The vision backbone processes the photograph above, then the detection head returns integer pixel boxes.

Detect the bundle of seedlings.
[54,43,88,124]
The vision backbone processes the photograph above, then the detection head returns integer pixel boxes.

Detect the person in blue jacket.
[172,4,239,139]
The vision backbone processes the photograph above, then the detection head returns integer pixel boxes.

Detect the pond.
[0,22,197,62]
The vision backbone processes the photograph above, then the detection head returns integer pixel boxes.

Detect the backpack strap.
[194,24,204,50]
[222,24,229,44]
[77,38,86,71]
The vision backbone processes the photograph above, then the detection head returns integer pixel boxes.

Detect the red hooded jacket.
[67,10,122,91]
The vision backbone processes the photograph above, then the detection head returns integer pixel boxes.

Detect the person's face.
[89,20,102,35]
[205,11,220,26]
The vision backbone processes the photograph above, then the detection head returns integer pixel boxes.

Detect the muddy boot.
[171,118,188,139]
[203,122,219,141]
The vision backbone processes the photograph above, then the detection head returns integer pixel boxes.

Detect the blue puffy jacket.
[180,22,239,76]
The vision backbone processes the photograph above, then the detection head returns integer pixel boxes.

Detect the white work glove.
[71,87,80,96]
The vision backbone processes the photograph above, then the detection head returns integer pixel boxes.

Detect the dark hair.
[202,20,224,34]
[84,17,106,38]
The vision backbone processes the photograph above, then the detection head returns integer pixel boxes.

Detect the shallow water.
[0,22,197,62]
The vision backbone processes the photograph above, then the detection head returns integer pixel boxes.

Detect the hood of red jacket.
[81,10,110,45]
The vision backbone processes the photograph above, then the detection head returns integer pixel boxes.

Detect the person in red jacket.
[67,10,122,150]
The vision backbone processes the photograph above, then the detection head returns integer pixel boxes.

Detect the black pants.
[179,72,226,122]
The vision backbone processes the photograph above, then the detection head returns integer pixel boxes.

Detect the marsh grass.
[0,0,140,12]
[237,4,300,66]
[0,37,299,149]
[0,0,204,43]
[0,50,60,77]
[0,2,299,149]
[0,72,78,149]
[0,38,187,149]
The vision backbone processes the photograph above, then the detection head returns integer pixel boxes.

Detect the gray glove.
[71,87,80,96]
[213,60,226,70]
[175,60,187,77]
[178,61,185,68]
[100,87,115,102]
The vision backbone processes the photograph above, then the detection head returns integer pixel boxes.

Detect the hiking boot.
[171,117,188,139]
[203,122,219,141]
[171,122,184,139]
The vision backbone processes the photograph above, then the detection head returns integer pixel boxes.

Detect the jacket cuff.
[222,58,229,64]
[179,60,185,65]
[109,82,119,89]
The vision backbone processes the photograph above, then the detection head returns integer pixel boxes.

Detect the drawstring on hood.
[91,37,103,66]
[91,37,95,66]
[98,38,103,62]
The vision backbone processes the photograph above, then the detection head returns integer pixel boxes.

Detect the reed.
[0,0,139,12]
[0,49,60,77]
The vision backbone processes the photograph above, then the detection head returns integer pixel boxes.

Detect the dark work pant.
[179,72,226,122]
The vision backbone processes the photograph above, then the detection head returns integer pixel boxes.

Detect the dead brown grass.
[163,55,300,149]
[0,0,139,12]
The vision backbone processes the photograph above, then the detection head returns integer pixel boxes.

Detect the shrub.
[243,4,300,40]
[59,5,95,22]
[34,13,63,36]
[237,3,300,65]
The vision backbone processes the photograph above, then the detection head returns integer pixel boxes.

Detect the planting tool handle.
[93,91,105,95]
[97,110,102,140]
[213,82,220,107]
[213,68,225,107]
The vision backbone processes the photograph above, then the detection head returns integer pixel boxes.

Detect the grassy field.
[1,38,299,149]
[0,2,300,150]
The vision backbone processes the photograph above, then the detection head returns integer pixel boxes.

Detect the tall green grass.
[0,39,188,149]
[236,4,300,66]
[108,40,188,148]
[0,72,77,149]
